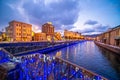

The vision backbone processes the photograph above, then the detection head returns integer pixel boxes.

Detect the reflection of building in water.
[98,46,120,73]
[96,25,120,47]
[56,51,61,57]
[66,47,69,59]
[74,47,77,56]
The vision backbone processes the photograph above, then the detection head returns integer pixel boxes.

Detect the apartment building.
[6,20,32,42]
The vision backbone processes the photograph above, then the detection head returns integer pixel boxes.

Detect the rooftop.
[9,20,32,26]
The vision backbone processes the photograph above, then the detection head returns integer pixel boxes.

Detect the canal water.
[47,41,120,80]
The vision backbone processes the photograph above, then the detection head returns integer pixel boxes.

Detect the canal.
[46,41,120,80]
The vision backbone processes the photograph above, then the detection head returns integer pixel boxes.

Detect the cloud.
[0,0,80,32]
[84,20,98,25]
[1,0,117,35]
[81,28,94,33]
[81,24,110,35]
[72,20,110,35]
[12,0,80,30]
[32,24,41,32]
[94,24,110,32]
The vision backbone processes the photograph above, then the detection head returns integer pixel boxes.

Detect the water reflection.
[66,47,69,59]
[99,47,120,76]
[48,41,120,80]
[56,51,61,57]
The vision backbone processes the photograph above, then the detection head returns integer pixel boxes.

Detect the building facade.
[42,22,54,41]
[64,30,82,40]
[96,25,120,47]
[42,22,54,36]
[54,32,62,41]
[6,20,32,42]
[34,32,46,41]
[0,32,6,41]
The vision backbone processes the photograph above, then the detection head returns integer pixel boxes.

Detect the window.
[23,29,26,32]
[16,24,18,26]
[116,30,119,35]
[119,29,120,35]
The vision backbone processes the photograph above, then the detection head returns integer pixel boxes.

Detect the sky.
[0,0,120,35]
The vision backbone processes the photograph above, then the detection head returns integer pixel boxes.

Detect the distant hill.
[83,34,100,37]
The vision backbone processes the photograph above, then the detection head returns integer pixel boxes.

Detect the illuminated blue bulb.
[62,76,67,80]
[39,76,43,80]
[94,76,101,80]
[80,74,83,78]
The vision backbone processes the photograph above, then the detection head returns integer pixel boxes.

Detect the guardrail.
[55,56,108,80]
[12,54,107,80]
[0,47,13,58]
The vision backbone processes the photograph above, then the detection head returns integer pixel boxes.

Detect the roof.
[112,25,120,30]
[99,25,120,35]
[9,20,32,26]
[47,22,52,24]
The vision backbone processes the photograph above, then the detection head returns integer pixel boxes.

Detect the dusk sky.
[0,0,120,35]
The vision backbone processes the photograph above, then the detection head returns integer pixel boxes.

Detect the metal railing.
[13,54,108,80]
[55,56,108,80]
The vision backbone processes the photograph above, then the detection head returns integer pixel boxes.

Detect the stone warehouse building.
[96,25,120,47]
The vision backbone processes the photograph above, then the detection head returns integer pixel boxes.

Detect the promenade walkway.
[95,41,120,54]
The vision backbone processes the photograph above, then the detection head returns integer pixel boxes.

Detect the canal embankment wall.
[14,40,84,56]
[0,40,81,55]
[94,41,120,55]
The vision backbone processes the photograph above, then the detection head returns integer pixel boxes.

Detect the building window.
[116,30,119,35]
[23,29,26,32]
[16,24,18,26]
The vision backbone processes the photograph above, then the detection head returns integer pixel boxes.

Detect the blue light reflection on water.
[48,41,120,80]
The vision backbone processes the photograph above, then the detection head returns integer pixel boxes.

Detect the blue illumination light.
[79,74,83,78]
[93,76,102,80]
[1,53,105,80]
[0,51,10,64]
[38,76,43,80]
[62,76,67,80]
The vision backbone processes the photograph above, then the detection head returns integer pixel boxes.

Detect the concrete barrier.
[94,41,120,55]
[14,40,81,56]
